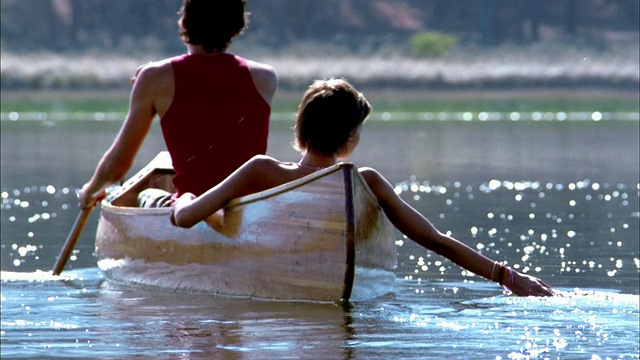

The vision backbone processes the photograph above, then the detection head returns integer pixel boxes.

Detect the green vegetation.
[411,32,459,58]
[360,91,640,113]
[1,90,130,114]
[2,89,637,118]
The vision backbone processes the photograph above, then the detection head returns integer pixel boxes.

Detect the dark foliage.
[2,0,638,53]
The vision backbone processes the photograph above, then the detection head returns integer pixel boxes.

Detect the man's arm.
[78,65,160,209]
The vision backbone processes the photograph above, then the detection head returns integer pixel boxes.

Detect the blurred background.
[1,0,638,92]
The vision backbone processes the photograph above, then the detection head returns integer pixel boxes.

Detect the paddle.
[52,207,93,275]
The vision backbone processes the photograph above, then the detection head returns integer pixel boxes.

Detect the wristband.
[491,261,499,282]
[506,267,515,288]
[498,264,506,286]
[502,267,515,291]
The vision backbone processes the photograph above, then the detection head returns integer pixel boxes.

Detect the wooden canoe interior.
[97,152,396,301]
[108,152,175,207]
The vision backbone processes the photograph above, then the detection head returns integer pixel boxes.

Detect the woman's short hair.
[294,79,371,156]
[179,0,247,52]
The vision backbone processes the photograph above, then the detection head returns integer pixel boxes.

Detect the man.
[79,0,278,209]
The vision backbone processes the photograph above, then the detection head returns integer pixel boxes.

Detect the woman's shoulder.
[358,166,396,201]
[247,154,279,164]
[238,156,300,192]
[358,166,385,183]
[243,155,286,172]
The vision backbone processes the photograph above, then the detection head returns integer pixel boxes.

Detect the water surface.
[1,117,638,358]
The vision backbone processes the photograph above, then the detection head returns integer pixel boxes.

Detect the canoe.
[95,152,397,302]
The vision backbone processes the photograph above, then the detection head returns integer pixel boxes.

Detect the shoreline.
[3,87,638,101]
[2,87,638,120]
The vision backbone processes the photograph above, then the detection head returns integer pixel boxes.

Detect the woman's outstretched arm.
[360,167,553,297]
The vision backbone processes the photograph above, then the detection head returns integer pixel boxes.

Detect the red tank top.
[160,53,271,196]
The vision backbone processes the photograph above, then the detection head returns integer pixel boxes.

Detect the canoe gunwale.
[101,150,363,214]
[227,163,354,208]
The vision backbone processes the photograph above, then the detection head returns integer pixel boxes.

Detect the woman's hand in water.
[507,269,553,297]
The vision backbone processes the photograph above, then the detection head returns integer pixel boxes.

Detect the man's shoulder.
[245,58,275,71]
[244,59,278,103]
[134,57,175,85]
[142,57,176,73]
[245,59,277,80]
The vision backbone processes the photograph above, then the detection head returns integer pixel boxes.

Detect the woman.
[171,78,553,297]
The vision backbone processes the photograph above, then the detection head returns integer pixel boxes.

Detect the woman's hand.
[508,270,553,297]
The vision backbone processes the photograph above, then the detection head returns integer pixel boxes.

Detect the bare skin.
[78,44,278,210]
[172,128,553,297]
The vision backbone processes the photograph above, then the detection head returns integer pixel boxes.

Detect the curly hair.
[178,0,247,52]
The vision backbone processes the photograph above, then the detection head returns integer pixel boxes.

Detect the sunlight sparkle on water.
[392,177,638,286]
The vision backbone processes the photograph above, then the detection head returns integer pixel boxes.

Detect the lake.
[1,113,639,359]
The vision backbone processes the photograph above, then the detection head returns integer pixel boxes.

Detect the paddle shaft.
[52,208,93,275]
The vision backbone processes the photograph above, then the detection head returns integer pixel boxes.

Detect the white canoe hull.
[96,152,396,302]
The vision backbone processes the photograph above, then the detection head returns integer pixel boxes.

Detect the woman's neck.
[297,152,336,169]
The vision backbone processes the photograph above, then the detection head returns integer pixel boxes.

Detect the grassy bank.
[2,88,638,116]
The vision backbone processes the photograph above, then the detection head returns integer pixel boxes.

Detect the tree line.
[2,0,638,54]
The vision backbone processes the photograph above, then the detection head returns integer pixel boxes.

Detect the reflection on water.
[1,119,639,358]
[2,268,638,359]
[3,175,637,293]
[2,110,639,122]
[393,177,639,293]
